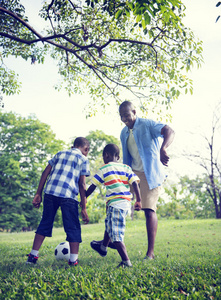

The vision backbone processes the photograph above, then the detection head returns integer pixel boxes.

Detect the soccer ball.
[54,242,70,261]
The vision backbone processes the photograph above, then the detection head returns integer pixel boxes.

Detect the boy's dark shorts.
[36,193,82,243]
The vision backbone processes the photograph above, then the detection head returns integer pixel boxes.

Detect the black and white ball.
[54,242,70,261]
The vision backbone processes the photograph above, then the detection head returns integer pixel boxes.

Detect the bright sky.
[2,0,221,179]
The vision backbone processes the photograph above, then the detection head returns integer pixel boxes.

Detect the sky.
[2,0,221,180]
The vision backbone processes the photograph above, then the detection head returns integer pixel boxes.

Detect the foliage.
[183,101,221,219]
[0,111,65,232]
[85,130,121,162]
[86,194,106,223]
[0,0,203,116]
[0,219,220,299]
[158,177,217,219]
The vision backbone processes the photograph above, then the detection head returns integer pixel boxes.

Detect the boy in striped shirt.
[86,144,142,267]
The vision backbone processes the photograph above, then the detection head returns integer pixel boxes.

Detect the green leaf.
[115,9,122,19]
[144,12,151,25]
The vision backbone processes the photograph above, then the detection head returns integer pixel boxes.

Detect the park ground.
[0,219,220,299]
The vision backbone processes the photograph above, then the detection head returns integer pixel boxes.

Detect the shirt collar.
[72,148,81,154]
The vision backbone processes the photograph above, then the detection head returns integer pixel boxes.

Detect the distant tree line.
[0,111,220,232]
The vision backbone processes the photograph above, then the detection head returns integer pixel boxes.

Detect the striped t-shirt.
[91,162,139,207]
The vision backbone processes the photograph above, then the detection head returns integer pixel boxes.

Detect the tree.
[184,102,221,219]
[85,130,120,162]
[0,0,203,116]
[0,111,65,231]
[157,176,216,219]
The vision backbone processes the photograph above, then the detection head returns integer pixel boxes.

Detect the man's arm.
[132,181,142,211]
[79,175,89,224]
[160,125,175,166]
[33,164,52,208]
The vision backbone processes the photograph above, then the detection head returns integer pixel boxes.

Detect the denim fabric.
[36,193,82,243]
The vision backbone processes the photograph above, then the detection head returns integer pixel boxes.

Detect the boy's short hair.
[103,144,120,157]
[73,137,89,148]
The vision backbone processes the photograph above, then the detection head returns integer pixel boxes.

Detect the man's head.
[73,137,90,156]
[103,144,120,164]
[119,101,136,129]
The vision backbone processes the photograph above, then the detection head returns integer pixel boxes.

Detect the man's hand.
[134,201,142,211]
[81,208,89,224]
[32,194,42,209]
[160,148,170,166]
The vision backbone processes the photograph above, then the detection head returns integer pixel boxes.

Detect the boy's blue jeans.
[36,193,82,243]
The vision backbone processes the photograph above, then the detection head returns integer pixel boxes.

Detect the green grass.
[0,219,220,299]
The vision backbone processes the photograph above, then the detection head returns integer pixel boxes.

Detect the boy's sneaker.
[92,240,116,250]
[117,261,133,268]
[68,259,78,266]
[26,253,38,264]
[90,241,107,257]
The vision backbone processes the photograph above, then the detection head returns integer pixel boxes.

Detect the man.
[119,101,175,259]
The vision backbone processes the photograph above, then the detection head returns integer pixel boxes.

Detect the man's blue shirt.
[120,117,166,190]
[44,148,90,200]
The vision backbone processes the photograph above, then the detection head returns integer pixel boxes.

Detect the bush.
[84,194,106,224]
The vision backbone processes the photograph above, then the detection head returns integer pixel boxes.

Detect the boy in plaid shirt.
[26,137,90,266]
[86,144,142,267]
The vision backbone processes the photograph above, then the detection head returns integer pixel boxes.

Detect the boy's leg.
[102,230,111,247]
[69,242,80,264]
[61,198,81,265]
[26,194,59,264]
[113,241,129,261]
[32,233,45,251]
[26,233,45,264]
[107,206,132,267]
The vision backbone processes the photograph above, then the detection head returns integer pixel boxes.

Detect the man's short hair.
[119,100,135,112]
[73,137,89,148]
[103,144,120,157]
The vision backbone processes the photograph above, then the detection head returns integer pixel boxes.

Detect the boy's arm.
[132,181,142,211]
[86,184,97,198]
[33,164,52,209]
[79,175,89,224]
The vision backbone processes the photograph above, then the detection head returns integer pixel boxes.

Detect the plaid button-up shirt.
[44,148,90,201]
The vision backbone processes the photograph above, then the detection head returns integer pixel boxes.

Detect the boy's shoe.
[117,261,133,268]
[92,240,116,250]
[90,241,107,257]
[68,259,78,266]
[26,253,38,264]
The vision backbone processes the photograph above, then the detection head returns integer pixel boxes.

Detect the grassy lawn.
[0,219,220,299]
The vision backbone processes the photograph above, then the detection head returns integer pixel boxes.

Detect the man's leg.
[144,208,158,259]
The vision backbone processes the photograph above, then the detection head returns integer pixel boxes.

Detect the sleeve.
[48,152,58,167]
[149,120,165,139]
[80,158,90,177]
[127,167,140,185]
[91,168,104,186]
